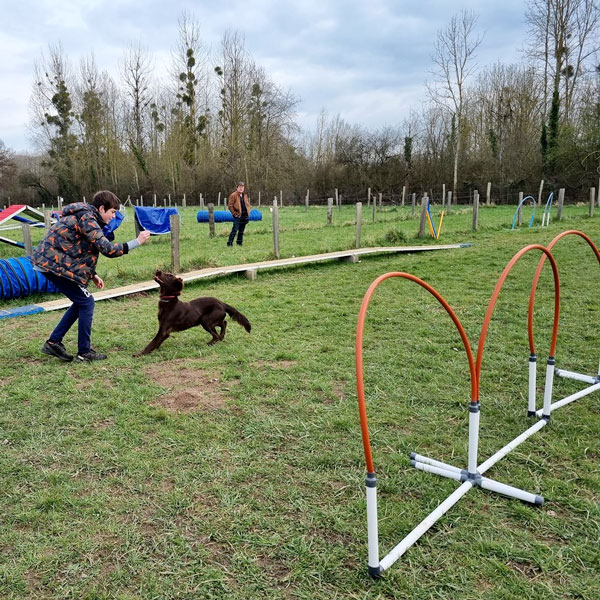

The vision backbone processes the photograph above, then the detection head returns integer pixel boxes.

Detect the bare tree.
[427,9,483,200]
[120,42,154,152]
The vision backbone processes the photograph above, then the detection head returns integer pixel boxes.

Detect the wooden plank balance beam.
[0,244,470,320]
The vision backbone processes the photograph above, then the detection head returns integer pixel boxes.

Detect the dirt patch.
[146,359,233,413]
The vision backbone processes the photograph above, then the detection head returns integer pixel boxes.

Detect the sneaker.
[41,340,74,362]
[76,349,107,362]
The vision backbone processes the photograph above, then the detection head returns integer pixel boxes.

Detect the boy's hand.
[137,231,151,245]
[92,274,105,290]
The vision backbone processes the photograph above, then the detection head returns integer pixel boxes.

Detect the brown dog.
[136,270,251,355]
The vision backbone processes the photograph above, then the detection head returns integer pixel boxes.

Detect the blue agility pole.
[512,195,536,229]
[541,192,554,227]
[426,199,437,238]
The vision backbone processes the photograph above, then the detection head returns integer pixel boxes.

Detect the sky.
[0,0,530,154]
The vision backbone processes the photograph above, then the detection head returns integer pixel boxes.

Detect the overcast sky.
[0,0,530,154]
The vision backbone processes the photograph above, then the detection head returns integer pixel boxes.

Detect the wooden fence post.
[327,198,333,225]
[356,202,362,249]
[557,188,565,221]
[378,192,382,208]
[418,194,428,238]
[182,193,186,208]
[518,192,523,226]
[258,191,261,207]
[199,193,204,209]
[411,193,416,218]
[168,193,172,207]
[537,179,544,207]
[208,203,215,238]
[486,182,491,206]
[153,193,157,207]
[272,199,280,259]
[590,187,596,217]
[140,194,144,206]
[472,190,479,231]
[401,186,405,206]
[44,209,52,231]
[305,189,310,211]
[280,189,283,208]
[218,192,221,207]
[446,191,452,215]
[335,188,339,210]
[170,214,180,273]
[21,224,33,255]
[367,187,371,207]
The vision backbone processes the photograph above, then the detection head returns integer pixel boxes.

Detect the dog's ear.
[175,277,184,291]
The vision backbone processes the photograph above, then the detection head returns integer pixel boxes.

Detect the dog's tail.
[225,304,251,333]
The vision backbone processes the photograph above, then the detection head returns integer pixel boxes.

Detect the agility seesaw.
[356,243,563,577]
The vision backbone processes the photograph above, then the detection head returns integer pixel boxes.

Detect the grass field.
[1,202,599,599]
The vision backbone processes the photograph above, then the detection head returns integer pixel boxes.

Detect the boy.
[32,190,151,362]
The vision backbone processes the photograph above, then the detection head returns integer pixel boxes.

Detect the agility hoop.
[356,243,574,578]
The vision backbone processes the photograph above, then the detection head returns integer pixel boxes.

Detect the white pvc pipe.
[478,418,547,475]
[467,407,480,474]
[410,453,462,473]
[379,482,473,571]
[479,476,542,505]
[366,484,380,571]
[536,382,600,416]
[542,360,555,417]
[528,356,537,414]
[412,461,463,482]
[555,368,598,384]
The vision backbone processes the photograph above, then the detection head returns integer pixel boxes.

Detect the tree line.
[0,2,598,207]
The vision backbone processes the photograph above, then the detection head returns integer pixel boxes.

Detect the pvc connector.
[365,473,377,488]
[534,495,544,506]
[527,410,537,417]
[368,565,383,578]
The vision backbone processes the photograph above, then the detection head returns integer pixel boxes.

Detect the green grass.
[1,203,599,598]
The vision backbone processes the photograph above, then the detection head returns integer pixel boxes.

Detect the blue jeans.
[227,216,248,246]
[43,272,95,354]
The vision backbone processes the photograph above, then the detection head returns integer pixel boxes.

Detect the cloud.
[0,0,529,152]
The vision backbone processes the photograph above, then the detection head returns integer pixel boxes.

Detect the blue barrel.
[196,209,263,223]
[0,257,58,300]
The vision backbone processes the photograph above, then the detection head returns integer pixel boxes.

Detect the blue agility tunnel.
[196,209,263,223]
[0,256,58,300]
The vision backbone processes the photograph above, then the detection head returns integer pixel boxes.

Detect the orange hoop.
[356,272,476,474]
[476,245,560,387]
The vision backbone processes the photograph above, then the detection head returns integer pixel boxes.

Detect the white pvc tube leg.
[555,368,597,384]
[479,476,543,505]
[467,402,480,474]
[411,461,463,482]
[409,452,461,474]
[378,481,473,571]
[542,357,555,419]
[365,473,381,577]
[478,418,547,475]
[536,382,600,416]
[528,354,537,416]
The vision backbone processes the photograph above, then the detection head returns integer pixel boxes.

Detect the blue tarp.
[134,206,179,234]
[196,209,263,223]
[0,256,58,300]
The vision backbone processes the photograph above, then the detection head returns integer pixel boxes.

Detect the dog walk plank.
[12,244,471,316]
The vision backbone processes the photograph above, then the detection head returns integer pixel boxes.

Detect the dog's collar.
[159,293,180,302]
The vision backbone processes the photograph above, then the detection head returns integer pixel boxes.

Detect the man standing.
[227,181,250,247]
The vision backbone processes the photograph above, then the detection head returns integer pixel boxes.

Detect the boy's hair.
[91,190,120,211]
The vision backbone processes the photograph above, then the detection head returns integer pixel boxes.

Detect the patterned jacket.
[32,202,130,285]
